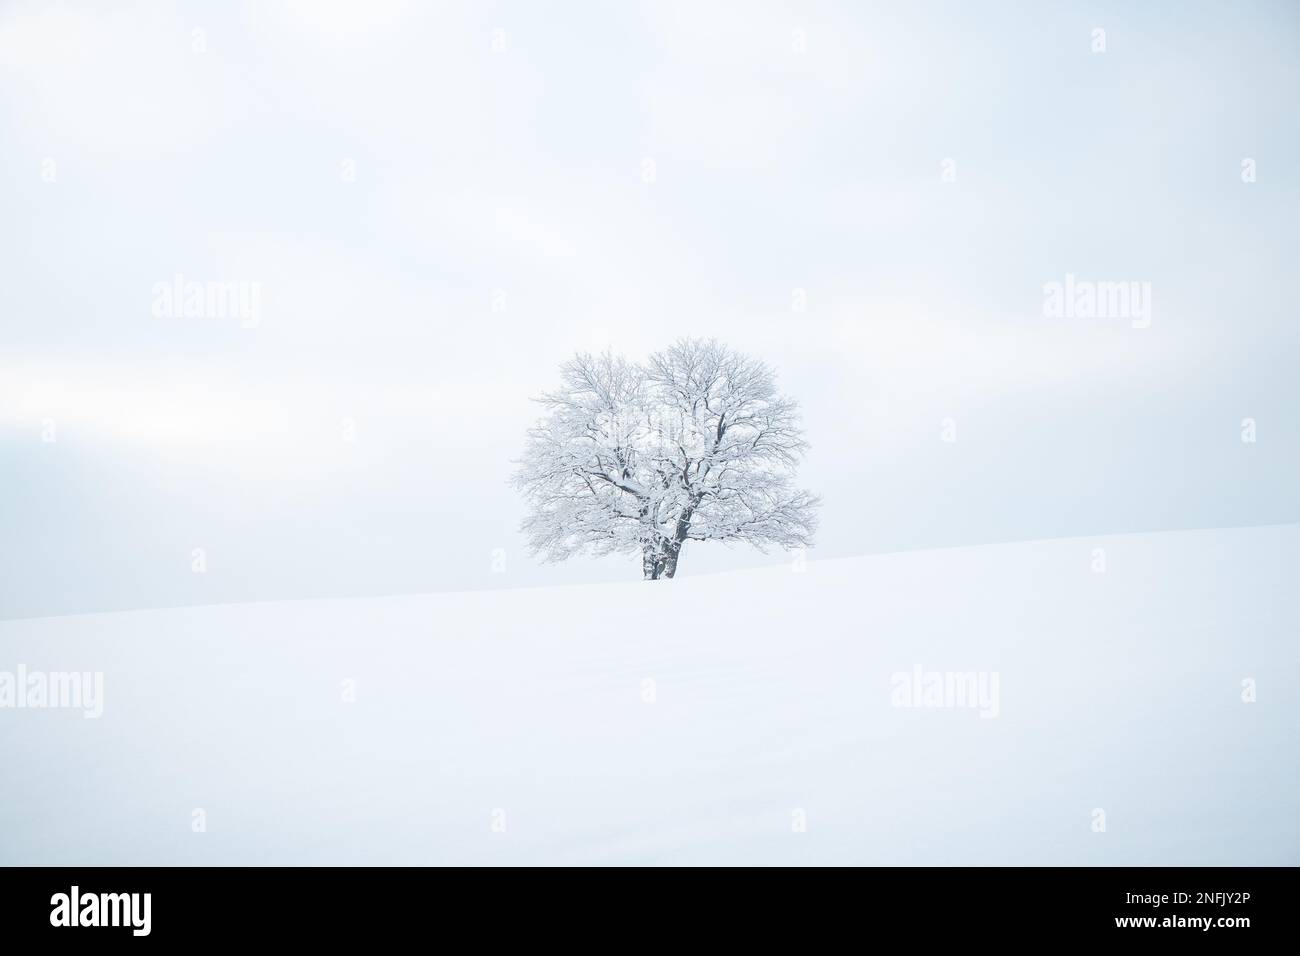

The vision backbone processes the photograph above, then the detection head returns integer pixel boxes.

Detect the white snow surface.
[1,524,1296,865]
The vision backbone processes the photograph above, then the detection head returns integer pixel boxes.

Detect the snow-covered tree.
[512,339,820,579]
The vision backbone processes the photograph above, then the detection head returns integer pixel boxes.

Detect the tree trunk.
[639,501,663,580]
[659,495,698,579]
[644,496,698,580]
[642,546,667,580]
[661,540,682,578]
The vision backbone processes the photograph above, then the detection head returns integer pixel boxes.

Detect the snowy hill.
[1,524,1296,865]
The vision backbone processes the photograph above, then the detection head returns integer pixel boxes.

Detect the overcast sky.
[2,0,1297,618]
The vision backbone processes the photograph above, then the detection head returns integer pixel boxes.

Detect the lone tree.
[512,338,820,580]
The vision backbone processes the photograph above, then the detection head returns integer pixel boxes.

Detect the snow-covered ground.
[1,524,1296,865]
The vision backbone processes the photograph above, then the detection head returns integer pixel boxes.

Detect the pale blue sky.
[2,0,1297,618]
